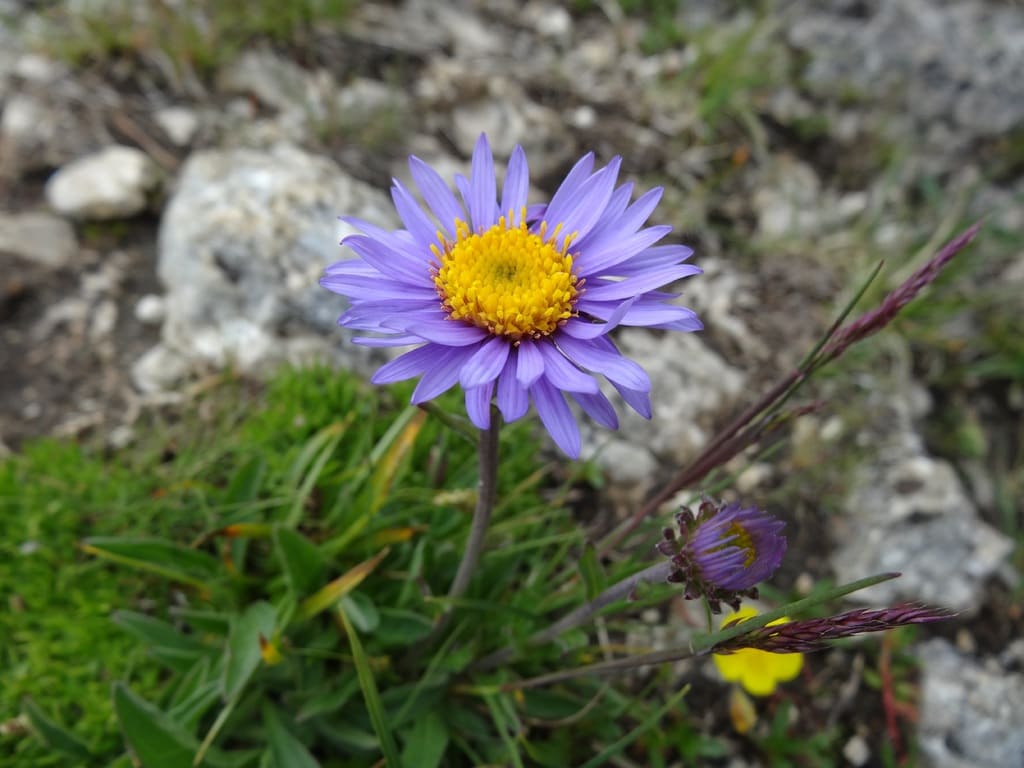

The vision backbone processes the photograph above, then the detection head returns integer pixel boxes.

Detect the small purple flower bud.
[659,499,786,612]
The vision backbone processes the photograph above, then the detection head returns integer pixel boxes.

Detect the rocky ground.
[1,0,1022,765]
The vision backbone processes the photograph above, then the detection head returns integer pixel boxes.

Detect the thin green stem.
[427,417,500,642]
[472,560,673,672]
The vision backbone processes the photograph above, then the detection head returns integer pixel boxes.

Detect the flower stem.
[472,560,673,672]
[428,418,500,642]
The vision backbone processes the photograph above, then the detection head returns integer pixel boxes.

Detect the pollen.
[432,215,580,340]
[716,524,757,573]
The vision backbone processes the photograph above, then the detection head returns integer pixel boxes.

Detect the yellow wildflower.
[712,606,803,696]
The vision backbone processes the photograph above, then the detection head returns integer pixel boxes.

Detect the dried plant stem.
[473,560,674,672]
[596,223,981,557]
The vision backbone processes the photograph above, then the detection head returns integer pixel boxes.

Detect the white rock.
[831,374,1013,614]
[14,53,66,83]
[917,639,1024,768]
[842,735,870,767]
[1,94,53,150]
[131,344,190,394]
[0,211,77,268]
[154,106,199,146]
[155,143,395,377]
[134,294,166,325]
[45,146,159,220]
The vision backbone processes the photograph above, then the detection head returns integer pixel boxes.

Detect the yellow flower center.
[431,216,580,341]
[716,523,756,568]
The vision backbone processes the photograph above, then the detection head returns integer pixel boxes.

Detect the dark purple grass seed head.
[658,499,786,612]
[712,604,954,654]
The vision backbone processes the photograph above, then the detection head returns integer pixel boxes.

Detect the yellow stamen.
[432,215,579,340]
[715,523,756,568]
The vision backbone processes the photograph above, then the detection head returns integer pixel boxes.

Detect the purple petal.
[537,341,600,393]
[500,145,529,222]
[554,157,622,244]
[344,235,433,287]
[542,153,595,227]
[372,344,440,384]
[352,334,423,347]
[576,225,673,276]
[391,180,441,246]
[409,155,465,238]
[454,174,471,213]
[571,390,619,429]
[582,264,703,302]
[617,303,703,330]
[469,134,497,232]
[557,335,651,392]
[578,186,663,255]
[465,382,494,429]
[613,382,652,419]
[515,339,545,387]
[496,355,529,421]
[338,301,439,330]
[340,216,421,256]
[573,182,635,250]
[411,345,479,403]
[614,244,695,276]
[460,336,512,388]
[560,298,635,339]
[382,318,488,346]
[320,274,439,302]
[530,378,581,458]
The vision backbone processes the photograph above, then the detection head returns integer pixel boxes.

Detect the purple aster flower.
[657,499,786,612]
[320,134,701,457]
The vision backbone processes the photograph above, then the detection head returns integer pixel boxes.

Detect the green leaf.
[339,591,379,633]
[222,601,277,700]
[400,710,448,768]
[263,704,320,768]
[22,697,92,760]
[114,611,210,672]
[225,455,266,504]
[373,608,432,648]
[273,525,325,595]
[339,605,401,768]
[295,549,388,622]
[579,544,605,601]
[579,685,691,768]
[114,683,198,768]
[295,675,360,722]
[82,537,220,590]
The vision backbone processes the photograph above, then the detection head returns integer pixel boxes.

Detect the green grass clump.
[28,0,353,82]
[1,366,709,766]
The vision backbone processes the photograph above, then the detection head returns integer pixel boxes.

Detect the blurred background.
[1,1,1022,766]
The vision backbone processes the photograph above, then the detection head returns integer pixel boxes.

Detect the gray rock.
[134,294,166,326]
[45,146,159,220]
[831,375,1013,613]
[583,330,747,490]
[917,639,1024,768]
[0,210,77,268]
[786,0,1024,140]
[154,106,200,147]
[216,48,318,116]
[153,143,395,385]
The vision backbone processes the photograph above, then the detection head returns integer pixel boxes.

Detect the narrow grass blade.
[21,698,92,760]
[81,538,216,592]
[338,605,401,768]
[578,684,690,768]
[295,548,389,622]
